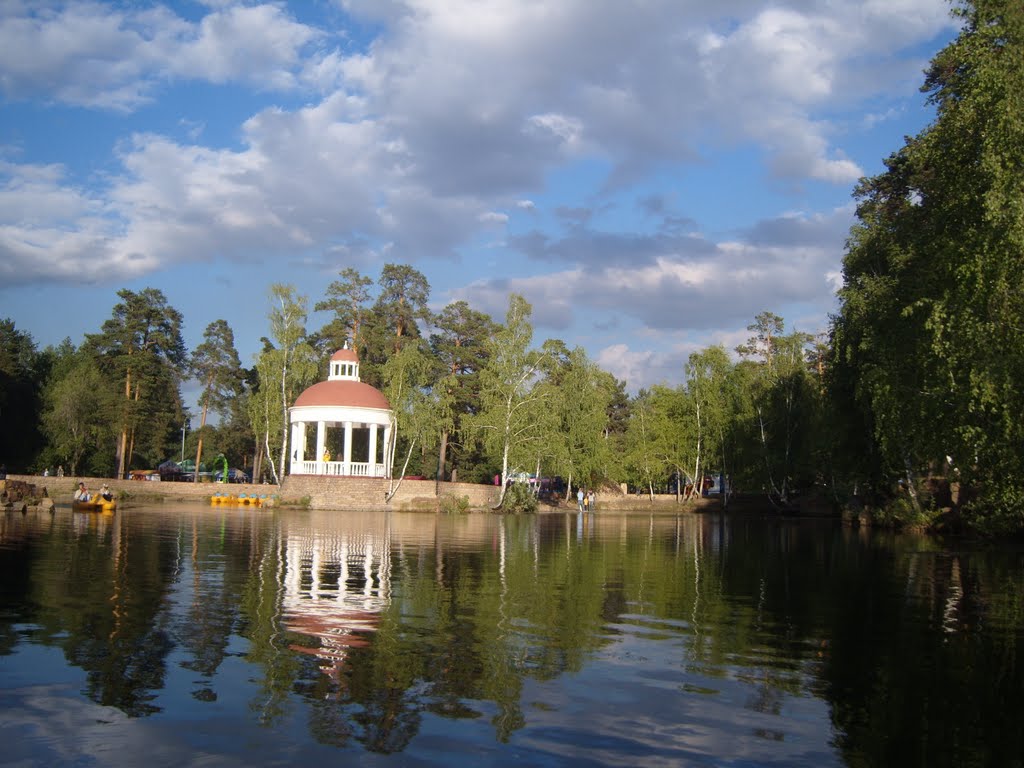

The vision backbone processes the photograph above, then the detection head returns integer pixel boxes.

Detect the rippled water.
[1,504,1021,766]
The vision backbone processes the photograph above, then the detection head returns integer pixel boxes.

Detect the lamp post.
[181,423,186,462]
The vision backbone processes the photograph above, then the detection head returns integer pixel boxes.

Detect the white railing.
[292,460,387,477]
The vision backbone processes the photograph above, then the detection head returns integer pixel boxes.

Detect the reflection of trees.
[6,506,1024,763]
[820,541,1024,766]
[31,513,179,716]
[174,512,272,702]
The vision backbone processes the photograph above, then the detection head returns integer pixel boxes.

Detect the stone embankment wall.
[11,473,502,512]
[11,473,737,513]
[280,476,501,511]
[8,475,272,504]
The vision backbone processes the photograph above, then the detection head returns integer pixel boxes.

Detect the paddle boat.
[210,492,263,507]
[72,496,117,512]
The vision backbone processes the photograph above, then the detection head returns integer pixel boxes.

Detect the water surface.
[1,504,1021,766]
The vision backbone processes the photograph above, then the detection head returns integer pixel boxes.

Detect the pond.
[1,504,1022,766]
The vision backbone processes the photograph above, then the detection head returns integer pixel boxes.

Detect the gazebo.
[288,348,393,477]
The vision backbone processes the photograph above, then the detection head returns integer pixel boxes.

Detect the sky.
[0,0,958,399]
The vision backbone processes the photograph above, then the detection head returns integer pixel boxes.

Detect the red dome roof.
[331,348,359,362]
[293,380,390,410]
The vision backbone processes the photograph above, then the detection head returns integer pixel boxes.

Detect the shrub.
[439,494,471,515]
[498,482,537,514]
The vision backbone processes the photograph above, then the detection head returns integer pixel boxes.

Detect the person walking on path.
[577,487,585,512]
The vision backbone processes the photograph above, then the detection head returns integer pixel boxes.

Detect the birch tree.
[253,285,318,485]
[471,294,547,507]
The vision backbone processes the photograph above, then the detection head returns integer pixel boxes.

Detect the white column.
[343,421,354,475]
[369,423,379,473]
[315,421,326,475]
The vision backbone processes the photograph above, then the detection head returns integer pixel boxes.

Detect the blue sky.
[1,0,957,398]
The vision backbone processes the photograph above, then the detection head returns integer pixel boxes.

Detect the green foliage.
[255,284,319,484]
[192,320,244,417]
[534,344,610,490]
[620,390,659,494]
[868,496,940,531]
[0,319,45,469]
[430,300,496,482]
[470,294,549,504]
[382,340,446,488]
[313,266,374,357]
[439,494,471,515]
[85,288,187,476]
[496,482,537,514]
[190,320,244,483]
[829,0,1024,529]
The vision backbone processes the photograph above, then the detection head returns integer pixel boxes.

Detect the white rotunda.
[288,348,393,477]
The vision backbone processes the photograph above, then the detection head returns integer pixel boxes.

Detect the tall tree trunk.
[385,437,416,502]
[193,401,209,483]
[117,430,128,479]
[495,435,510,508]
[436,430,448,483]
[126,428,136,478]
[278,362,289,485]
[903,451,922,514]
[252,438,263,484]
[116,369,132,478]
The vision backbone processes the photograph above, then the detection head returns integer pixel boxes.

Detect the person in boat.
[99,483,114,502]
[74,481,91,501]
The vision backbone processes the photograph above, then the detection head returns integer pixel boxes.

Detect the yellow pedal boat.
[72,497,117,512]
[210,493,262,507]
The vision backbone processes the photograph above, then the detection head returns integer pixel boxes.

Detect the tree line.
[1,0,1020,532]
[0,274,824,509]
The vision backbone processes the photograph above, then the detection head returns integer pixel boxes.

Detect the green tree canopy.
[86,288,186,477]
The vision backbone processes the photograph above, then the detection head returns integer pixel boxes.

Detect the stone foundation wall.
[11,473,499,512]
[280,475,500,511]
[7,474,274,504]
[11,472,727,514]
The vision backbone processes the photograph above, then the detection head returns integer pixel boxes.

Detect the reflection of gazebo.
[281,524,391,681]
[288,348,392,477]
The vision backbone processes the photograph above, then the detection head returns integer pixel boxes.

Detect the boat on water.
[210,493,263,507]
[72,497,117,512]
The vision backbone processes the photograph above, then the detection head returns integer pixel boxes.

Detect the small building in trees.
[288,348,393,477]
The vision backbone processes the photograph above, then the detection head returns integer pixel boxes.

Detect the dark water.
[1,504,1022,767]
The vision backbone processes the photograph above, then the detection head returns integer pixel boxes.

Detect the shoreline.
[6,473,840,517]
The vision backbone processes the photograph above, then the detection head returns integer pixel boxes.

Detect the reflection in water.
[1,506,1023,766]
[281,515,391,679]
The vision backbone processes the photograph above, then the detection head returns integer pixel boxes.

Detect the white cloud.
[172,5,320,89]
[595,343,659,390]
[0,0,956,388]
[0,3,325,109]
